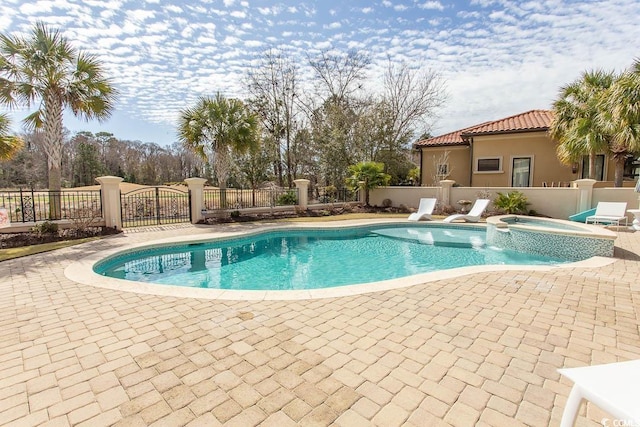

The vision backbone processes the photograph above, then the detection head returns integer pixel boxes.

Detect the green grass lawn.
[0,237,101,262]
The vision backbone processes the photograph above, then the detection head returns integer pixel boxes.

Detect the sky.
[1,0,639,147]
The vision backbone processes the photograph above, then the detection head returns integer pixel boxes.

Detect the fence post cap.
[95,176,124,185]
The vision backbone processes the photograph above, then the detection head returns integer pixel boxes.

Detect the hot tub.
[486,215,617,261]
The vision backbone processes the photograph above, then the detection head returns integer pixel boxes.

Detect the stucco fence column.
[185,178,208,224]
[574,179,596,213]
[439,179,456,206]
[294,179,310,209]
[96,176,124,230]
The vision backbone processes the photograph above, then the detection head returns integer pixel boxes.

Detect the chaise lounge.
[443,199,490,223]
[408,198,437,221]
[585,202,628,227]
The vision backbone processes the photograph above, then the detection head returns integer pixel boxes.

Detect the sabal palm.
[549,70,616,179]
[345,161,390,206]
[177,93,259,192]
[0,22,116,195]
[602,59,640,186]
[0,113,23,160]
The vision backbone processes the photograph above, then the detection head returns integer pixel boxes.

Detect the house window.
[437,164,449,176]
[581,155,605,181]
[476,157,502,172]
[512,157,532,187]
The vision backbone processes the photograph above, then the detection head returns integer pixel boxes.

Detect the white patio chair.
[407,198,436,221]
[443,199,490,223]
[558,360,640,427]
[585,202,628,227]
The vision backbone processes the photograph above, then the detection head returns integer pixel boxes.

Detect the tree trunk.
[214,145,230,208]
[43,91,64,219]
[588,152,596,180]
[614,156,625,187]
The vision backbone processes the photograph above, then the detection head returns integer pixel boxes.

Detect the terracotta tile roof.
[414,110,553,148]
[461,109,553,136]
[413,129,468,147]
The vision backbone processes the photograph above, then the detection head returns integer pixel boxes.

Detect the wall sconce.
[571,163,579,174]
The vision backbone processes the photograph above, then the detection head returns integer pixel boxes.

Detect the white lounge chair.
[585,202,628,227]
[443,199,490,223]
[558,360,640,427]
[407,198,436,221]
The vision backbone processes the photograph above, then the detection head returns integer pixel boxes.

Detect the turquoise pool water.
[95,225,568,291]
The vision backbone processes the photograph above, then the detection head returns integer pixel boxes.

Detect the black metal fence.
[0,189,102,223]
[308,187,359,204]
[121,187,191,227]
[203,187,299,210]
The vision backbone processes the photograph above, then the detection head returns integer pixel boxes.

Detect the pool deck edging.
[64,219,618,301]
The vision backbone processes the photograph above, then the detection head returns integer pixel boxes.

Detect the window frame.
[511,156,533,187]
[475,156,503,173]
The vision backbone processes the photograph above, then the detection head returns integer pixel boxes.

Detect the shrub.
[493,191,529,214]
[230,210,240,218]
[276,190,298,206]
[32,221,59,236]
[382,198,392,208]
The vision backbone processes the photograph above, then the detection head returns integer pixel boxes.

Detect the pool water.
[95,225,567,291]
[501,216,585,231]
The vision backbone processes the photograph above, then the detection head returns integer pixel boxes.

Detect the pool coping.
[487,214,619,239]
[64,219,618,301]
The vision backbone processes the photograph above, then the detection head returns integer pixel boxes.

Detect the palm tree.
[0,22,116,216]
[177,93,259,206]
[345,161,390,206]
[0,114,23,160]
[601,59,640,186]
[549,70,616,180]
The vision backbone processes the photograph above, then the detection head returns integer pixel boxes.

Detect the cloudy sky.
[1,0,639,146]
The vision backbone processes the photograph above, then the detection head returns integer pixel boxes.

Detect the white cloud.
[362,8,373,14]
[419,1,444,11]
[230,10,246,18]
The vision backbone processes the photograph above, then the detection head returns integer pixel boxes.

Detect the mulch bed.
[0,227,121,249]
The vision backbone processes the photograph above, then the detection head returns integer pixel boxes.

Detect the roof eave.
[460,127,549,137]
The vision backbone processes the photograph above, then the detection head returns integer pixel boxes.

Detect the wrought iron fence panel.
[121,187,190,227]
[308,187,358,204]
[0,189,102,223]
[203,187,299,210]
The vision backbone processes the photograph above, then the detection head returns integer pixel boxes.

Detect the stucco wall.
[370,185,639,220]
[420,146,471,186]
[369,186,441,209]
[470,132,577,187]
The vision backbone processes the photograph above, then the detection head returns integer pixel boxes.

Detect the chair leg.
[560,386,583,427]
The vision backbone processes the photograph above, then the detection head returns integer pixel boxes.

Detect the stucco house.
[414,109,637,187]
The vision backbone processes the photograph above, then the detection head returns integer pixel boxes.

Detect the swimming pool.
[94,224,568,291]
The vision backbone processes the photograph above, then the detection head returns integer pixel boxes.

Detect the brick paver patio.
[1,222,639,426]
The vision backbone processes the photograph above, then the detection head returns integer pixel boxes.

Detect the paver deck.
[1,221,639,426]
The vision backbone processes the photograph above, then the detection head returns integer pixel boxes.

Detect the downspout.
[466,137,474,187]
[418,148,423,185]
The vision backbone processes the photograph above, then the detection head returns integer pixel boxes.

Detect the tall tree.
[549,70,616,180]
[308,49,371,101]
[0,113,23,160]
[308,50,371,188]
[0,22,116,215]
[177,93,259,197]
[381,60,446,152]
[247,49,299,187]
[602,59,640,186]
